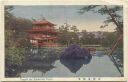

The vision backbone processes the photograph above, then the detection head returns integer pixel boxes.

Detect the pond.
[19,51,121,77]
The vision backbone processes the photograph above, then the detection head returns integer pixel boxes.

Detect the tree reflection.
[19,48,59,77]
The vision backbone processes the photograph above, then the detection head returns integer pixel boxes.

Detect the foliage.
[29,47,62,62]
[5,6,14,29]
[101,32,118,47]
[5,6,32,76]
[79,30,119,47]
[5,29,14,47]
[57,22,119,47]
[78,5,123,33]
[5,6,32,47]
[5,46,25,66]
[57,23,79,45]
[80,31,97,45]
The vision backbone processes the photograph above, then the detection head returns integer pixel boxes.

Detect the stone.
[60,44,92,59]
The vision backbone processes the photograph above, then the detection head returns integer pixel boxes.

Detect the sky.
[9,5,120,32]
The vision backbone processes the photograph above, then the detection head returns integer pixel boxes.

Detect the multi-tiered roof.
[27,19,58,47]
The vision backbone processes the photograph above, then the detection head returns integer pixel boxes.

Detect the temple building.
[27,19,58,47]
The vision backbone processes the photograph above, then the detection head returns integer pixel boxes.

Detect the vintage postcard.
[0,0,128,81]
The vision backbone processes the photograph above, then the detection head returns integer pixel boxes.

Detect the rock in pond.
[60,44,92,59]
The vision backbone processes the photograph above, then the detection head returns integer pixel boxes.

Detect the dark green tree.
[5,6,32,77]
[58,23,79,46]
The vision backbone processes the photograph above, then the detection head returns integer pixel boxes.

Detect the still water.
[20,51,121,77]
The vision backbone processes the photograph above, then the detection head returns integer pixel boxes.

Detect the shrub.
[5,46,25,66]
